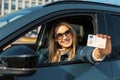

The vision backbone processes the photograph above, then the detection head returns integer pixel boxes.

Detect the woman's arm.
[75,34,112,63]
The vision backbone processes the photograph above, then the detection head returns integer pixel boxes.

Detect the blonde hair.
[48,22,77,62]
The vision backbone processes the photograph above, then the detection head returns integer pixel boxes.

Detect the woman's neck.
[59,48,70,55]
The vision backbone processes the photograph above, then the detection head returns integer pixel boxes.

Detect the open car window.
[3,27,40,51]
[37,15,95,64]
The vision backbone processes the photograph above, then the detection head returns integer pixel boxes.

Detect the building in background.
[1,0,119,17]
[0,0,57,17]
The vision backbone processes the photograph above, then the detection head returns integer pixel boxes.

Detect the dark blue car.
[0,1,120,80]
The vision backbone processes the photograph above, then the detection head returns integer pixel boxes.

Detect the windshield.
[0,6,42,28]
[0,11,31,28]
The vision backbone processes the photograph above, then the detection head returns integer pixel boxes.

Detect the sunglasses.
[55,29,73,40]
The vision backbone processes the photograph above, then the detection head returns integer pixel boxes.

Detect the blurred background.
[0,0,120,17]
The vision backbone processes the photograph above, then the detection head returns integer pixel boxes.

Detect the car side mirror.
[0,45,38,76]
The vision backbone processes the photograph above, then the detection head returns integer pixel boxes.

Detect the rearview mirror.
[0,45,38,76]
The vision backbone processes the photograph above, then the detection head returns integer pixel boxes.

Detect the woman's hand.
[93,34,112,60]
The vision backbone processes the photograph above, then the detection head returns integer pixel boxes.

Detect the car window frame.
[36,12,99,67]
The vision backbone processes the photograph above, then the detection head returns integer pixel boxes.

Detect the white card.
[87,34,107,49]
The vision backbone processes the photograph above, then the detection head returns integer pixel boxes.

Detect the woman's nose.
[62,34,67,39]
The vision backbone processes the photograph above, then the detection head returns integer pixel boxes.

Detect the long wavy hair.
[48,22,77,62]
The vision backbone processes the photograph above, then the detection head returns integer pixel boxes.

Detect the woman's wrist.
[92,48,105,61]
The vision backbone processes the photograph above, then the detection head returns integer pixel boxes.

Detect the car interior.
[37,15,95,63]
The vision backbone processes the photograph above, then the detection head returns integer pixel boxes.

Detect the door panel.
[15,62,112,80]
[111,61,120,80]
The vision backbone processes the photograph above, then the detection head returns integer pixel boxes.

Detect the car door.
[105,13,120,80]
[0,1,114,80]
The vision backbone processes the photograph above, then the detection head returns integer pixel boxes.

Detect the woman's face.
[55,25,73,49]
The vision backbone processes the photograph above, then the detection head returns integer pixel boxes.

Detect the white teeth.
[64,38,70,42]
[65,38,70,41]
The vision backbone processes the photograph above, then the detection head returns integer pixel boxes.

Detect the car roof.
[46,1,120,12]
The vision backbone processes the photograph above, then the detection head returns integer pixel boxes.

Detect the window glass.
[108,14,120,60]
[14,28,40,43]
[25,1,29,8]
[11,0,15,10]
[9,15,23,22]
[18,1,22,9]
[0,21,7,28]
[0,11,31,28]
[3,27,41,51]
[32,2,36,6]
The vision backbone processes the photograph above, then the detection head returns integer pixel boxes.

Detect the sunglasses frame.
[54,29,73,40]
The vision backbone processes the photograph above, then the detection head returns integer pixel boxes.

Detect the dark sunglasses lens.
[65,30,72,36]
[55,29,72,40]
[55,33,63,39]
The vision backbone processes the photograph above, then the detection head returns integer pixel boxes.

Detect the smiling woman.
[38,21,112,63]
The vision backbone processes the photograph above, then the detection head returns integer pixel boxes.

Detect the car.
[0,0,120,80]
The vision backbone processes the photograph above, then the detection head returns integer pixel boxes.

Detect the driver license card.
[87,34,107,49]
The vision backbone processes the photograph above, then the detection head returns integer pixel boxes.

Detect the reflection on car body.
[0,1,120,80]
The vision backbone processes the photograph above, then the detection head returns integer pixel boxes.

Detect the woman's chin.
[63,44,72,48]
